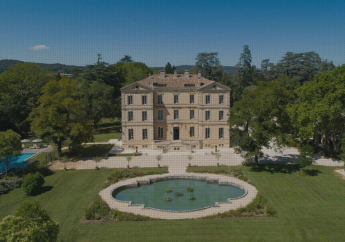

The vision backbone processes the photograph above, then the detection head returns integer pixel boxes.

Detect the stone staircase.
[162,141,196,153]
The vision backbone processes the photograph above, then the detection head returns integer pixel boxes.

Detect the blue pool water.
[0,153,36,173]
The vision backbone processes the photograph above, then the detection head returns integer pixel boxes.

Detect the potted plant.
[190,195,196,200]
[165,196,172,201]
[187,187,194,192]
[166,189,172,193]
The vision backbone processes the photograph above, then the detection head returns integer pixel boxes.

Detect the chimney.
[159,71,165,79]
[173,70,178,79]
[198,71,201,78]
[184,70,190,78]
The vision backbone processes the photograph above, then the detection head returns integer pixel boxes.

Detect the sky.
[0,0,344,67]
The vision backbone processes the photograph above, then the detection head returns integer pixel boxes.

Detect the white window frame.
[190,127,195,137]
[190,110,195,119]
[128,95,133,105]
[142,111,147,121]
[142,95,147,105]
[205,110,210,121]
[128,129,134,140]
[205,128,210,139]
[158,95,163,104]
[142,129,148,140]
[128,111,133,122]
[219,110,224,121]
[174,110,179,120]
[174,94,179,104]
[158,127,163,138]
[158,110,163,120]
[219,95,224,104]
[219,128,224,139]
[205,95,210,104]
[190,94,194,104]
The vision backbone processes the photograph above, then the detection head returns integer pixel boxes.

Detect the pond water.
[112,179,245,211]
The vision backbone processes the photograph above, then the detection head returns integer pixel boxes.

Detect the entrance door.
[173,128,179,140]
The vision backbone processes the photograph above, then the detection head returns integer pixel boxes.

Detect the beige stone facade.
[120,70,230,152]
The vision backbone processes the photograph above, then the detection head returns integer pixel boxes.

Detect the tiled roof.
[138,74,213,89]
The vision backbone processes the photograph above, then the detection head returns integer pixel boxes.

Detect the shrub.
[22,172,45,196]
[0,201,59,242]
[84,197,111,220]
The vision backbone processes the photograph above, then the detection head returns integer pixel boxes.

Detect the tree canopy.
[0,201,59,242]
[0,130,22,179]
[120,55,133,63]
[29,78,93,156]
[0,63,49,134]
[193,52,223,81]
[165,62,176,74]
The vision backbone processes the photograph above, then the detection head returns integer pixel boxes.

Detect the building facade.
[120,70,230,152]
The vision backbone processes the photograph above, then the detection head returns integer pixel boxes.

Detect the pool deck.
[99,164,258,220]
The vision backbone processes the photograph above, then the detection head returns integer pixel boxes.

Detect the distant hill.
[151,65,239,74]
[0,59,85,74]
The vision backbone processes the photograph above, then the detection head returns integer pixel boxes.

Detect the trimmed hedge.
[0,178,23,195]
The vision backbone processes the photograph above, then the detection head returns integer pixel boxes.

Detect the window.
[190,127,195,137]
[219,95,224,104]
[219,128,224,139]
[190,95,195,103]
[158,95,163,104]
[158,110,163,120]
[205,128,210,139]
[184,84,195,87]
[190,110,195,119]
[128,111,133,122]
[127,96,133,105]
[142,111,147,121]
[128,129,134,140]
[205,95,210,104]
[142,129,148,140]
[205,111,210,121]
[174,110,179,120]
[219,111,224,120]
[174,94,179,104]
[158,127,163,138]
[142,95,147,105]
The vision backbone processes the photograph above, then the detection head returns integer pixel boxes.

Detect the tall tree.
[288,65,345,155]
[29,78,93,157]
[76,81,115,130]
[120,55,133,63]
[165,62,176,74]
[110,62,152,87]
[0,130,22,179]
[0,63,49,134]
[236,45,257,88]
[193,52,223,81]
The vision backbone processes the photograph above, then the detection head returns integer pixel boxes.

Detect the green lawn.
[1,165,345,241]
[93,118,121,142]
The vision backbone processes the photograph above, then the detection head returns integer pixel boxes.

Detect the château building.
[120,70,230,152]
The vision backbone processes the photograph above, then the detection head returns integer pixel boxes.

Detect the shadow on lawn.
[250,165,322,176]
[97,120,121,134]
[32,186,53,196]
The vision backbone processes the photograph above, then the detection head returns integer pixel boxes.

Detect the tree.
[156,155,162,167]
[165,62,176,74]
[193,52,223,81]
[0,201,59,241]
[0,130,22,179]
[229,78,295,165]
[126,156,132,169]
[76,81,115,130]
[288,65,345,155]
[120,55,133,63]
[29,78,93,157]
[0,63,49,134]
[236,45,258,88]
[110,62,152,87]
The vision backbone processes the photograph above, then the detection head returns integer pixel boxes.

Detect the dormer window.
[184,84,195,87]
[136,85,139,89]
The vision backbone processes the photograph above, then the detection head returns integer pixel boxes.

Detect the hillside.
[151,65,239,74]
[0,59,85,74]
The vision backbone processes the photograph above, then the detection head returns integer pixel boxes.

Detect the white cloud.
[29,45,50,51]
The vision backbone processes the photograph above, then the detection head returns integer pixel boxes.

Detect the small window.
[128,96,133,105]
[219,95,224,104]
[128,111,133,122]
[219,128,224,139]
[158,127,163,138]
[158,95,163,104]
[156,84,167,87]
[174,94,179,104]
[190,110,195,119]
[142,129,148,140]
[184,84,195,87]
[190,127,195,137]
[190,95,194,104]
[142,111,147,121]
[158,110,163,120]
[174,110,179,120]
[142,95,147,105]
[128,129,134,140]
[205,128,210,139]
[205,111,210,121]
[219,111,224,121]
[205,95,210,104]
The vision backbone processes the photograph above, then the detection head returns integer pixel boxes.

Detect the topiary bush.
[22,172,45,196]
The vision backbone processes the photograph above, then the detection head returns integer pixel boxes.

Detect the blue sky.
[0,0,344,67]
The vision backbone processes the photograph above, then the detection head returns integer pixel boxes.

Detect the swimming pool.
[0,153,36,173]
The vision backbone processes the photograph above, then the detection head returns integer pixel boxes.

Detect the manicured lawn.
[93,118,121,142]
[93,132,121,142]
[1,165,345,241]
